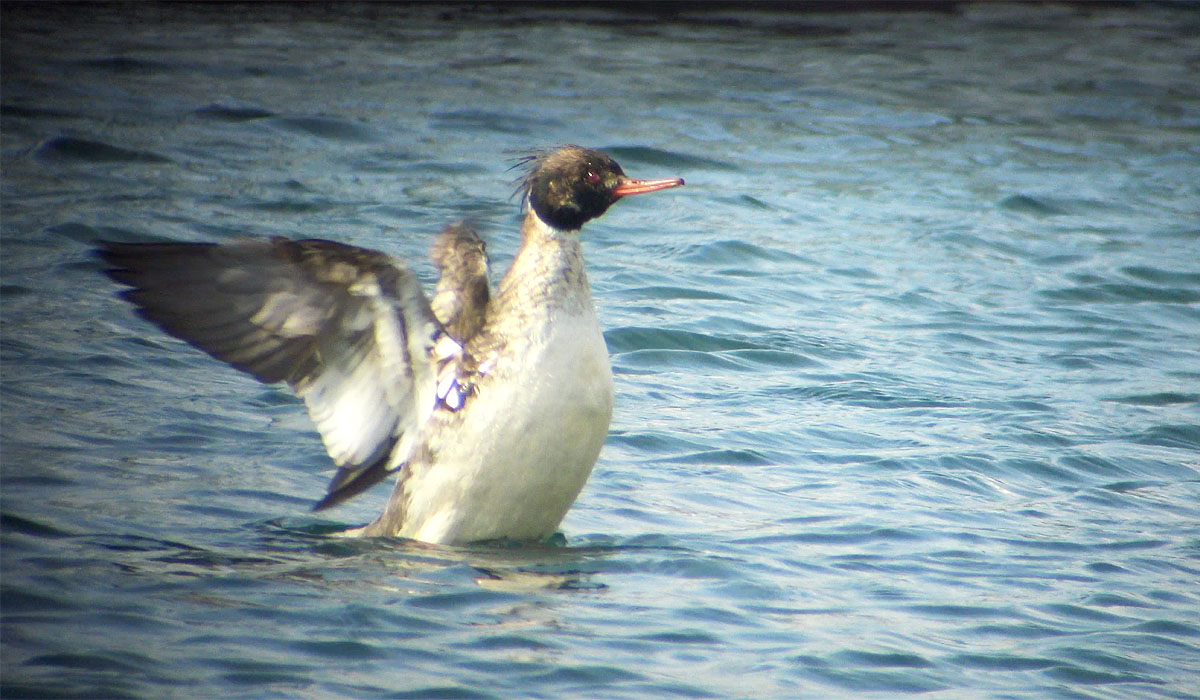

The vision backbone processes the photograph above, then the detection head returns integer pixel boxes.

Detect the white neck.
[493,210,592,318]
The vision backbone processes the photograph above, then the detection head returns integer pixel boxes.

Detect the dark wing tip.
[311,463,392,512]
[93,239,146,273]
[311,435,400,512]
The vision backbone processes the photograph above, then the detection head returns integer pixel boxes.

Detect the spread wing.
[429,222,490,342]
[97,237,445,511]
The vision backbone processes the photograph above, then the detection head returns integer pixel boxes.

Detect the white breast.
[400,307,613,544]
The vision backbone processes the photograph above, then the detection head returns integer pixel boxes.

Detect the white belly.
[399,310,613,544]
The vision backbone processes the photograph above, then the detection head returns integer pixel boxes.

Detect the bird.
[97,145,684,545]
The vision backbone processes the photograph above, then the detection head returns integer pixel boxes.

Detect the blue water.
[3,4,1199,699]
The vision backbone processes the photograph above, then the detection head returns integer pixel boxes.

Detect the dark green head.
[516,146,684,231]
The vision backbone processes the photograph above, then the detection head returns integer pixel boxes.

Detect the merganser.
[97,145,684,544]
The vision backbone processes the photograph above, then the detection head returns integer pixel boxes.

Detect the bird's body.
[98,146,683,545]
[359,213,613,542]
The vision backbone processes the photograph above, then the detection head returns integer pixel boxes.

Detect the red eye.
[585,171,601,185]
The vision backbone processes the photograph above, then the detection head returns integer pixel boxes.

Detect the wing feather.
[97,237,444,510]
[429,222,490,342]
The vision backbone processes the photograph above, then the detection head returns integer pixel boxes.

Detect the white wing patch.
[432,330,469,411]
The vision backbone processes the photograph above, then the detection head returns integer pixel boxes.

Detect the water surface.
[3,4,1199,699]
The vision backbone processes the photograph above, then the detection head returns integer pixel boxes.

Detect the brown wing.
[429,222,490,343]
[97,237,443,510]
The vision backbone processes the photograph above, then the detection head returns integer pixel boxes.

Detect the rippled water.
[3,4,1199,699]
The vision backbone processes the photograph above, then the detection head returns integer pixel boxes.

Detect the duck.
[97,145,684,544]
